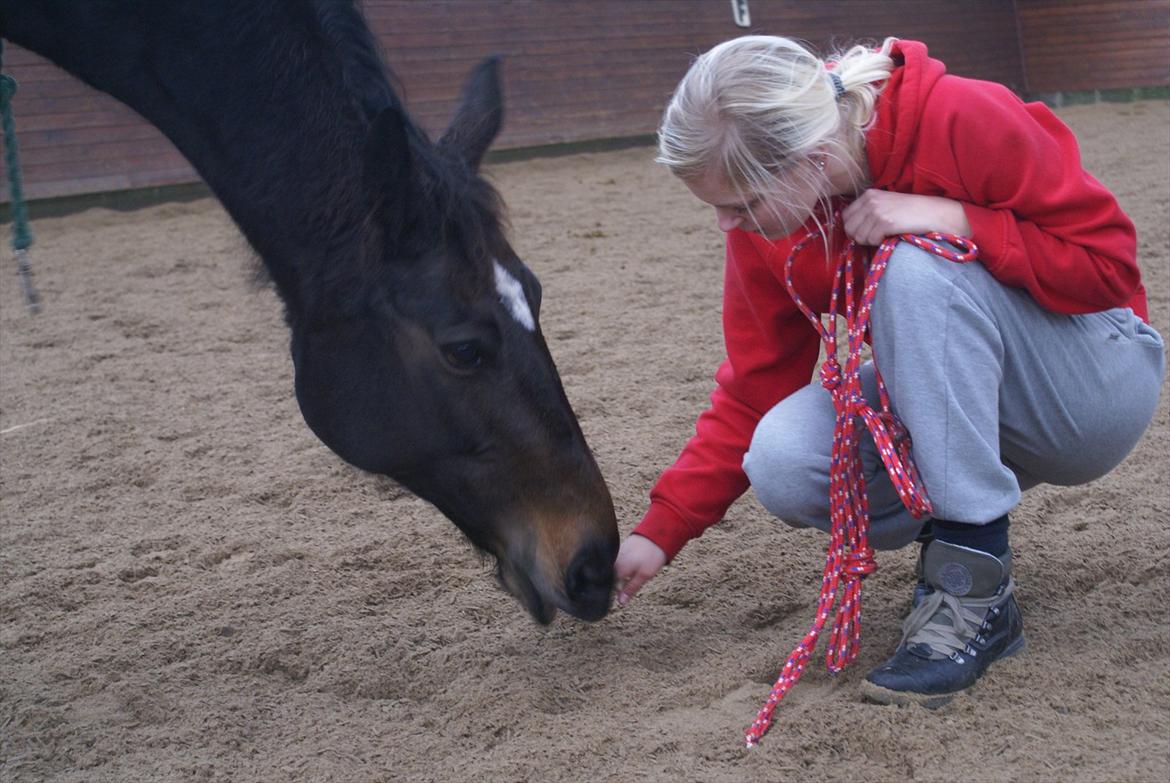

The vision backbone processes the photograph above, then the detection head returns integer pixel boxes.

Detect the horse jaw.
[496,557,558,625]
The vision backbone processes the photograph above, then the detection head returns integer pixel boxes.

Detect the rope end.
[15,249,42,314]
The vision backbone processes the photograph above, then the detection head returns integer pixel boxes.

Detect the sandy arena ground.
[2,100,1168,782]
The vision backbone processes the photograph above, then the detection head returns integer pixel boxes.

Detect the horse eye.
[442,341,485,371]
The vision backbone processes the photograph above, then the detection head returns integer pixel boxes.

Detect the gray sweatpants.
[742,241,1165,550]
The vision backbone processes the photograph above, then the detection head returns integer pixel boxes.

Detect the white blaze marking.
[493,260,535,331]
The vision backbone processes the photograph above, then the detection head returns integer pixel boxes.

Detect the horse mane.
[312,0,402,120]
[317,0,508,262]
[236,1,508,311]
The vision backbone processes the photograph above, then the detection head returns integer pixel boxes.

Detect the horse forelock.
[410,141,511,282]
[300,151,505,330]
[295,1,510,312]
[309,0,511,271]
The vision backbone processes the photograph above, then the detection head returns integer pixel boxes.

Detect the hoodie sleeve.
[937,80,1140,314]
[632,230,820,562]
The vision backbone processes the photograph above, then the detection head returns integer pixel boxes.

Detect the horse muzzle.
[495,527,617,625]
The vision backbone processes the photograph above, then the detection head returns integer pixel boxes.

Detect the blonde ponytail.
[829,37,897,142]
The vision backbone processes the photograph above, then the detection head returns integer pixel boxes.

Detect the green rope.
[1,37,41,313]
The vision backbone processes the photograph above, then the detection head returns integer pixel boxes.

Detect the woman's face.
[683,165,822,240]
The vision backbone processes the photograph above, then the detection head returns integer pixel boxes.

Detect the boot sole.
[859,636,1026,708]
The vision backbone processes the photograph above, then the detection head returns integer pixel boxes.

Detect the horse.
[0,0,618,624]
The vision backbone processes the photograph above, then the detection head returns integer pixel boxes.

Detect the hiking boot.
[910,523,935,609]
[911,538,932,609]
[860,539,1024,707]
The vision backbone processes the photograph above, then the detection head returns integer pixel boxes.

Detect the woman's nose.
[715,207,743,233]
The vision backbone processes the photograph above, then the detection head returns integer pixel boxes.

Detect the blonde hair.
[657,35,896,239]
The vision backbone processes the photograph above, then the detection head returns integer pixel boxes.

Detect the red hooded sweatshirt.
[633,40,1146,562]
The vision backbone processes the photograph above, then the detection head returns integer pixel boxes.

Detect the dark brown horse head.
[291,59,618,623]
[2,1,618,623]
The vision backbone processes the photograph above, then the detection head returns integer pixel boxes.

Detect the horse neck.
[7,0,387,316]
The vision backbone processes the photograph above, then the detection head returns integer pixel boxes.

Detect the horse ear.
[365,105,418,244]
[438,56,504,171]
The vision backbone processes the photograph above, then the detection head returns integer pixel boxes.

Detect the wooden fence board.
[2,0,1163,201]
[1017,0,1170,91]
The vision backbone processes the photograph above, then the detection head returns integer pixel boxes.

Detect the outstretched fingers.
[614,534,668,606]
[616,571,649,606]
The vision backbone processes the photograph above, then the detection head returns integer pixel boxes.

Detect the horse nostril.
[565,542,616,609]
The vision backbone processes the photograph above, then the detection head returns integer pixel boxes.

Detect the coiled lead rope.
[744,229,977,747]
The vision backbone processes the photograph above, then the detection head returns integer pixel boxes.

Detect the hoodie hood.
[865,40,949,188]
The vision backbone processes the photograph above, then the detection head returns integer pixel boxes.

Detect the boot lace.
[900,579,1015,660]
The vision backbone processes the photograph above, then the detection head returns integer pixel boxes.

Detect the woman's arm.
[934,81,1140,314]
[842,190,972,245]
[631,230,821,563]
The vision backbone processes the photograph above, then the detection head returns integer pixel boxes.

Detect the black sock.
[932,514,1010,556]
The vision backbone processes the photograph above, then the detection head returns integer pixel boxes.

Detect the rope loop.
[846,393,868,418]
[819,356,842,390]
[745,228,977,748]
[842,549,877,580]
[875,410,908,444]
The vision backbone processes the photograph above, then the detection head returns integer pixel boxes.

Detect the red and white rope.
[744,231,977,748]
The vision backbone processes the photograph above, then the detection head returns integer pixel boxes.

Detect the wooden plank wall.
[1,0,1020,201]
[1016,0,1170,91]
[367,0,1023,147]
[1,0,1159,202]
[2,43,197,201]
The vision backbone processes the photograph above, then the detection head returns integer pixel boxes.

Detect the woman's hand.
[842,190,972,246]
[614,534,667,606]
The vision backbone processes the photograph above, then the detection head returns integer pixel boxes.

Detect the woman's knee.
[743,400,828,521]
[874,240,963,311]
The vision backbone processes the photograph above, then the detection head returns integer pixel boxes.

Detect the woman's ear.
[811,143,835,170]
